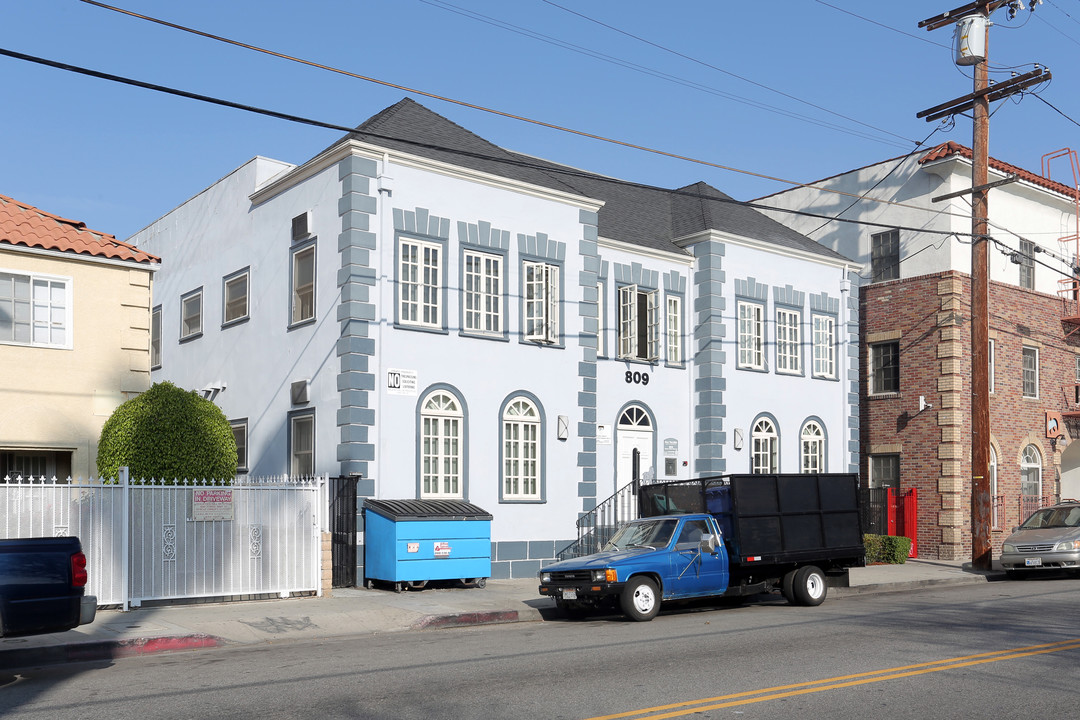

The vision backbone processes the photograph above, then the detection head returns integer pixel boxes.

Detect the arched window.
[751,417,778,474]
[420,390,462,498]
[1021,444,1042,498]
[503,397,540,500]
[800,421,825,474]
[618,405,652,429]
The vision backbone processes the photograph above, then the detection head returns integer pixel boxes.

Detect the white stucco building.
[132,99,859,578]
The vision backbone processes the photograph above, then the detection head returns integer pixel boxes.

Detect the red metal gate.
[886,487,918,558]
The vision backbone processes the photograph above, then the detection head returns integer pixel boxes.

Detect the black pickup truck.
[0,537,97,637]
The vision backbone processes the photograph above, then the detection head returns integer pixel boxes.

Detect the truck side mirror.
[699,534,720,554]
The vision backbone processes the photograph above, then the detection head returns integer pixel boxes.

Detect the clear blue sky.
[3,1,1079,241]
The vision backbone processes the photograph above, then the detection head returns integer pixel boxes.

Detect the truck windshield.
[604,518,679,551]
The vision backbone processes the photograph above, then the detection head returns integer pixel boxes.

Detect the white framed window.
[223,268,249,326]
[231,419,248,473]
[666,295,682,365]
[502,397,540,501]
[812,314,836,379]
[751,417,778,474]
[151,305,162,369]
[1021,444,1042,497]
[180,287,203,340]
[776,307,801,374]
[421,390,463,498]
[399,237,441,328]
[523,261,559,344]
[1022,346,1039,398]
[990,445,999,529]
[618,284,659,361]
[737,301,764,370]
[800,420,825,474]
[291,244,315,326]
[289,412,314,477]
[989,339,996,394]
[597,281,608,358]
[463,250,501,335]
[0,271,72,349]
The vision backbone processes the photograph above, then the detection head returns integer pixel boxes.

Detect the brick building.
[756,143,1080,559]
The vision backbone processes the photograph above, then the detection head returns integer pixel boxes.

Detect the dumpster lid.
[363,499,493,521]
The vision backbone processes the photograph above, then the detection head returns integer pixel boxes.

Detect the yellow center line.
[584,639,1080,720]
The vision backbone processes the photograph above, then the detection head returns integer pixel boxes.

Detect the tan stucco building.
[0,194,159,479]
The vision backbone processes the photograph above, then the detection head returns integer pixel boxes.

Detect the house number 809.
[625,371,650,385]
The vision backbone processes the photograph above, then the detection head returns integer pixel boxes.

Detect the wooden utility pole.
[919,1,1047,569]
[969,10,992,571]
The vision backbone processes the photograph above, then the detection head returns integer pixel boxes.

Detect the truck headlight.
[591,569,617,582]
[1055,540,1080,552]
[1002,543,1016,553]
[541,572,551,583]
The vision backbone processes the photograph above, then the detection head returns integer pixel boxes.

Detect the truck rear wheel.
[621,576,660,621]
[781,569,797,604]
[792,565,827,606]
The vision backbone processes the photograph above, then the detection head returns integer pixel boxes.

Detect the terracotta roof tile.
[0,193,159,265]
[919,141,1080,201]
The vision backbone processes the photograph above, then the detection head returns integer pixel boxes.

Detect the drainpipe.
[839,267,852,474]
[374,154,393,498]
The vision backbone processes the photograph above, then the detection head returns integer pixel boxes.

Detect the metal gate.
[330,476,358,587]
[859,486,918,558]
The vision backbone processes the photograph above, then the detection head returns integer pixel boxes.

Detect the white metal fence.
[0,472,327,609]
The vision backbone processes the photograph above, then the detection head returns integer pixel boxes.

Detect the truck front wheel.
[621,576,660,621]
[792,565,827,606]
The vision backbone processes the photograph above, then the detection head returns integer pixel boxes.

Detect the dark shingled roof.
[338,98,850,262]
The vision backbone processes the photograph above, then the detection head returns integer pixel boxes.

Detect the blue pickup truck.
[0,536,97,637]
[539,474,865,621]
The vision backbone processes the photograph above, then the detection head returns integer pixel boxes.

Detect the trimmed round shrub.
[97,381,238,482]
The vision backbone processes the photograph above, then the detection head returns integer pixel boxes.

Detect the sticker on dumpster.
[407,542,419,553]
[434,541,452,558]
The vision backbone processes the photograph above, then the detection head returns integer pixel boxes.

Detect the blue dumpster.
[363,499,493,591]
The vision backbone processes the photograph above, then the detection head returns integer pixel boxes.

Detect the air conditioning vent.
[291,212,311,242]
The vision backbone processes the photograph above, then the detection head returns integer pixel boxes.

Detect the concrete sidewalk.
[0,559,1003,669]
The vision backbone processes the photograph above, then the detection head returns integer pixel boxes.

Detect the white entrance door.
[616,405,654,492]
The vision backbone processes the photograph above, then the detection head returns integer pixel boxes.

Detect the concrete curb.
[0,634,223,670]
[833,575,994,598]
[411,610,521,630]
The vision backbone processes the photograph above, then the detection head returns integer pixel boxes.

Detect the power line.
[419,0,907,148]
[73,1,972,218]
[536,0,916,146]
[0,45,970,240]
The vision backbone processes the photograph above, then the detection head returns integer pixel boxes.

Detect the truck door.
[665,518,728,599]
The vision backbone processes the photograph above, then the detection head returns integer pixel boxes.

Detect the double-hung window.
[463,250,501,335]
[502,397,540,501]
[800,421,825,474]
[870,341,900,394]
[1019,239,1035,290]
[751,417,778,474]
[289,412,314,476]
[231,419,248,473]
[151,305,161,368]
[737,301,764,370]
[1022,346,1039,398]
[871,229,900,283]
[291,244,315,326]
[0,272,72,349]
[775,308,801,374]
[618,285,659,361]
[666,295,682,364]
[523,261,559,344]
[223,268,249,326]
[180,288,203,341]
[399,237,442,328]
[812,314,836,379]
[870,455,899,489]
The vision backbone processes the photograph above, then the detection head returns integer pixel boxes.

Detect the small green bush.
[97,381,238,482]
[863,534,912,564]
